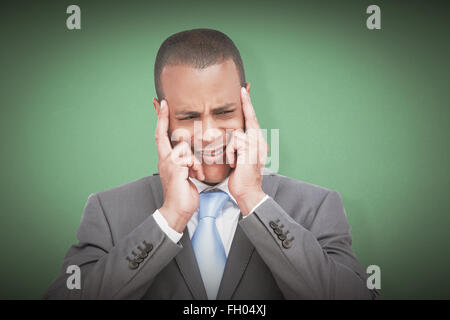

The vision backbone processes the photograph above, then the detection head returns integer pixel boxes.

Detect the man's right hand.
[155,99,204,233]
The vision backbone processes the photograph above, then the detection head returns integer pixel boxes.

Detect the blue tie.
[191,190,229,300]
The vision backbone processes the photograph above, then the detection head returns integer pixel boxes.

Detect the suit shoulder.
[272,173,332,193]
[268,174,344,228]
[94,174,161,203]
[269,173,336,206]
[81,174,162,241]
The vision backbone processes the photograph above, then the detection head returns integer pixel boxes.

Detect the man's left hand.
[227,87,268,216]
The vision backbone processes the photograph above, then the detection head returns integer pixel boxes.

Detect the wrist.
[236,188,267,216]
[159,205,191,233]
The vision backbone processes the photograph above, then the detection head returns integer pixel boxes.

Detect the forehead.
[160,59,242,108]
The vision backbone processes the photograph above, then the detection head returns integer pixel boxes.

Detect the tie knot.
[198,190,230,220]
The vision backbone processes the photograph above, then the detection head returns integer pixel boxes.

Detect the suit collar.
[189,176,237,205]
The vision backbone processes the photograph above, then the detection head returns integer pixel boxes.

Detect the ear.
[152,97,161,116]
[245,82,251,93]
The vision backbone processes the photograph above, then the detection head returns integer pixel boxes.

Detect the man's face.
[156,59,247,184]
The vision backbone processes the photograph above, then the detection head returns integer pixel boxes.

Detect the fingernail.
[241,87,247,95]
[161,100,166,108]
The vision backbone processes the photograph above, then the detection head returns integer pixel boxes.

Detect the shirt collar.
[189,176,237,205]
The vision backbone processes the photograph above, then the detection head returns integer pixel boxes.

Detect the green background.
[1,0,449,299]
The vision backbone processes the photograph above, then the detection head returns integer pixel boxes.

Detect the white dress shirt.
[153,177,268,257]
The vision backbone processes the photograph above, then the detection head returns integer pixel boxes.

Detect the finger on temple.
[241,87,260,131]
[155,100,172,159]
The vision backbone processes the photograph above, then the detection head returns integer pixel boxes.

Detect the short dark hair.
[154,28,246,101]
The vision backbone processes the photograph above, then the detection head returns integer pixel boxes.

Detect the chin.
[202,163,231,185]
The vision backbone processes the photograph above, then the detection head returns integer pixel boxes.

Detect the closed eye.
[179,115,199,120]
[215,109,235,116]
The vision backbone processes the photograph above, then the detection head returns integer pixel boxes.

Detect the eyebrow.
[212,103,236,113]
[175,110,201,117]
[174,103,236,116]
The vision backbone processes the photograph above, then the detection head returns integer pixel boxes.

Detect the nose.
[201,116,223,146]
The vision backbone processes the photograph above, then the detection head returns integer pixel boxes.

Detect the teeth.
[201,148,224,157]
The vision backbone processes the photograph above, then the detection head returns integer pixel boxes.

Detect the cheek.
[169,124,194,146]
[223,115,244,130]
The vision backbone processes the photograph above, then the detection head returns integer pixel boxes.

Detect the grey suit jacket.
[43,172,379,300]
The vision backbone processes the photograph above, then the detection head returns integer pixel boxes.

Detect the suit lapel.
[216,173,281,299]
[175,231,208,300]
[216,214,254,300]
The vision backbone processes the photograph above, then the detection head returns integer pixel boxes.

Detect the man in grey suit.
[44,29,379,300]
